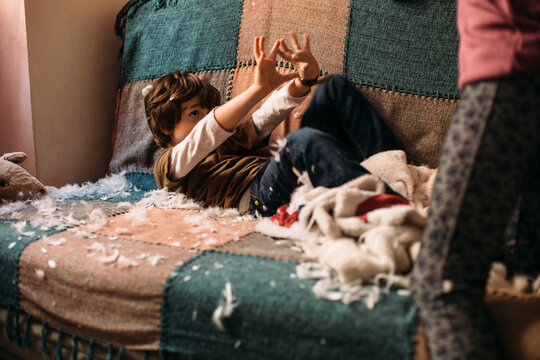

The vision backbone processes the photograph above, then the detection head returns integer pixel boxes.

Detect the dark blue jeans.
[249,75,402,216]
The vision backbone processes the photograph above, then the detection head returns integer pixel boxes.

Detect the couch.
[1,0,539,359]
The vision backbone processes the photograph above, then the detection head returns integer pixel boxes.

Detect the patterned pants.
[410,75,540,359]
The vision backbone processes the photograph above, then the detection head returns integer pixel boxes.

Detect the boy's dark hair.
[144,71,221,148]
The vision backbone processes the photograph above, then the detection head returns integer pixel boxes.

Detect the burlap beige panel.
[237,0,349,75]
[18,231,196,348]
[358,86,458,168]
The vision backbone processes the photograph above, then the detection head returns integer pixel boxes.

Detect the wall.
[23,0,126,187]
[0,0,36,175]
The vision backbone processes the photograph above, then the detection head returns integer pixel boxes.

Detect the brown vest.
[154,119,268,208]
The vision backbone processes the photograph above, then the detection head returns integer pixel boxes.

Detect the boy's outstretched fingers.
[254,36,268,60]
[268,39,280,60]
[277,31,319,82]
[254,36,260,59]
[302,32,310,50]
[289,31,301,50]
[278,39,292,61]
[254,36,281,62]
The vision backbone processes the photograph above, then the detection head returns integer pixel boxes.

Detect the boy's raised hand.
[213,36,296,131]
[253,36,297,93]
[278,32,320,82]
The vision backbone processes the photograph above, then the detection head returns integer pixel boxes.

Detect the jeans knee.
[285,128,331,153]
[318,74,346,92]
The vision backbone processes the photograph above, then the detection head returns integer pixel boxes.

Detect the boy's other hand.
[278,32,320,82]
[253,36,297,94]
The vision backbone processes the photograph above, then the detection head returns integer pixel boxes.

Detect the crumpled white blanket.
[360,150,437,210]
[256,150,437,285]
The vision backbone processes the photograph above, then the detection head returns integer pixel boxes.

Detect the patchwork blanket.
[0,172,420,359]
[3,0,538,358]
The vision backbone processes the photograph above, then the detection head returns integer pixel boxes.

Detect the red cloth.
[270,205,299,228]
[355,194,410,222]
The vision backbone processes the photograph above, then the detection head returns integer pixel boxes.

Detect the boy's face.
[166,96,209,147]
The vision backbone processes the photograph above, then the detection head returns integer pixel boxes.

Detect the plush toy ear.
[2,152,27,164]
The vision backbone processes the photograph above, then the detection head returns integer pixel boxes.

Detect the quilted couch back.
[109,0,459,173]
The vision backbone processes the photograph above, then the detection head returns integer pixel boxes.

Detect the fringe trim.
[153,0,164,10]
[114,0,153,37]
[118,346,125,359]
[56,328,64,360]
[87,339,95,360]
[41,321,49,356]
[14,309,22,346]
[5,306,12,343]
[114,0,153,60]
[2,307,146,359]
[73,335,79,360]
[107,343,113,360]
[23,314,31,348]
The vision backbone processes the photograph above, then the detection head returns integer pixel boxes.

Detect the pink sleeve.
[457,0,540,89]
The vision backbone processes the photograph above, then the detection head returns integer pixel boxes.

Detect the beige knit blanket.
[256,150,437,284]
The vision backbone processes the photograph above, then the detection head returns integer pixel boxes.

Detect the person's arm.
[251,32,321,139]
[167,36,298,180]
[213,36,297,131]
[251,80,308,140]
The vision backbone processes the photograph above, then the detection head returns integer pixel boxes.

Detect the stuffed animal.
[0,152,47,203]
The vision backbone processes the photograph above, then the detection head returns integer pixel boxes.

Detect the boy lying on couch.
[145,31,402,217]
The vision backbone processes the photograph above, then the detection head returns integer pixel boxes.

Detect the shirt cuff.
[279,79,310,101]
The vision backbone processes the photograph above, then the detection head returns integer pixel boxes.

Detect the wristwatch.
[299,75,319,87]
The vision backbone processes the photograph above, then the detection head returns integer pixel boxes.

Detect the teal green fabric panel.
[121,0,243,84]
[0,220,62,308]
[63,172,156,203]
[161,251,418,360]
[345,0,459,99]
[125,171,158,192]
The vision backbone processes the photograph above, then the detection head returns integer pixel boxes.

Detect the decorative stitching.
[349,78,460,100]
[342,0,353,75]
[41,321,49,356]
[56,328,64,360]
[358,84,459,103]
[73,335,79,360]
[23,313,31,348]
[5,306,12,343]
[88,339,95,360]
[14,308,21,347]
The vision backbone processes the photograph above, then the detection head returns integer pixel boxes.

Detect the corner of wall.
[0,0,36,176]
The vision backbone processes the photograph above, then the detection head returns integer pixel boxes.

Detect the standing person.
[411,0,540,358]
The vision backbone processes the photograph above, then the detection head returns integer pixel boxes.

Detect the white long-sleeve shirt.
[167,80,308,181]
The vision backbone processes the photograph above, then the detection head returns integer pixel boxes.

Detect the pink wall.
[25,0,126,187]
[0,0,127,187]
[0,0,36,175]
